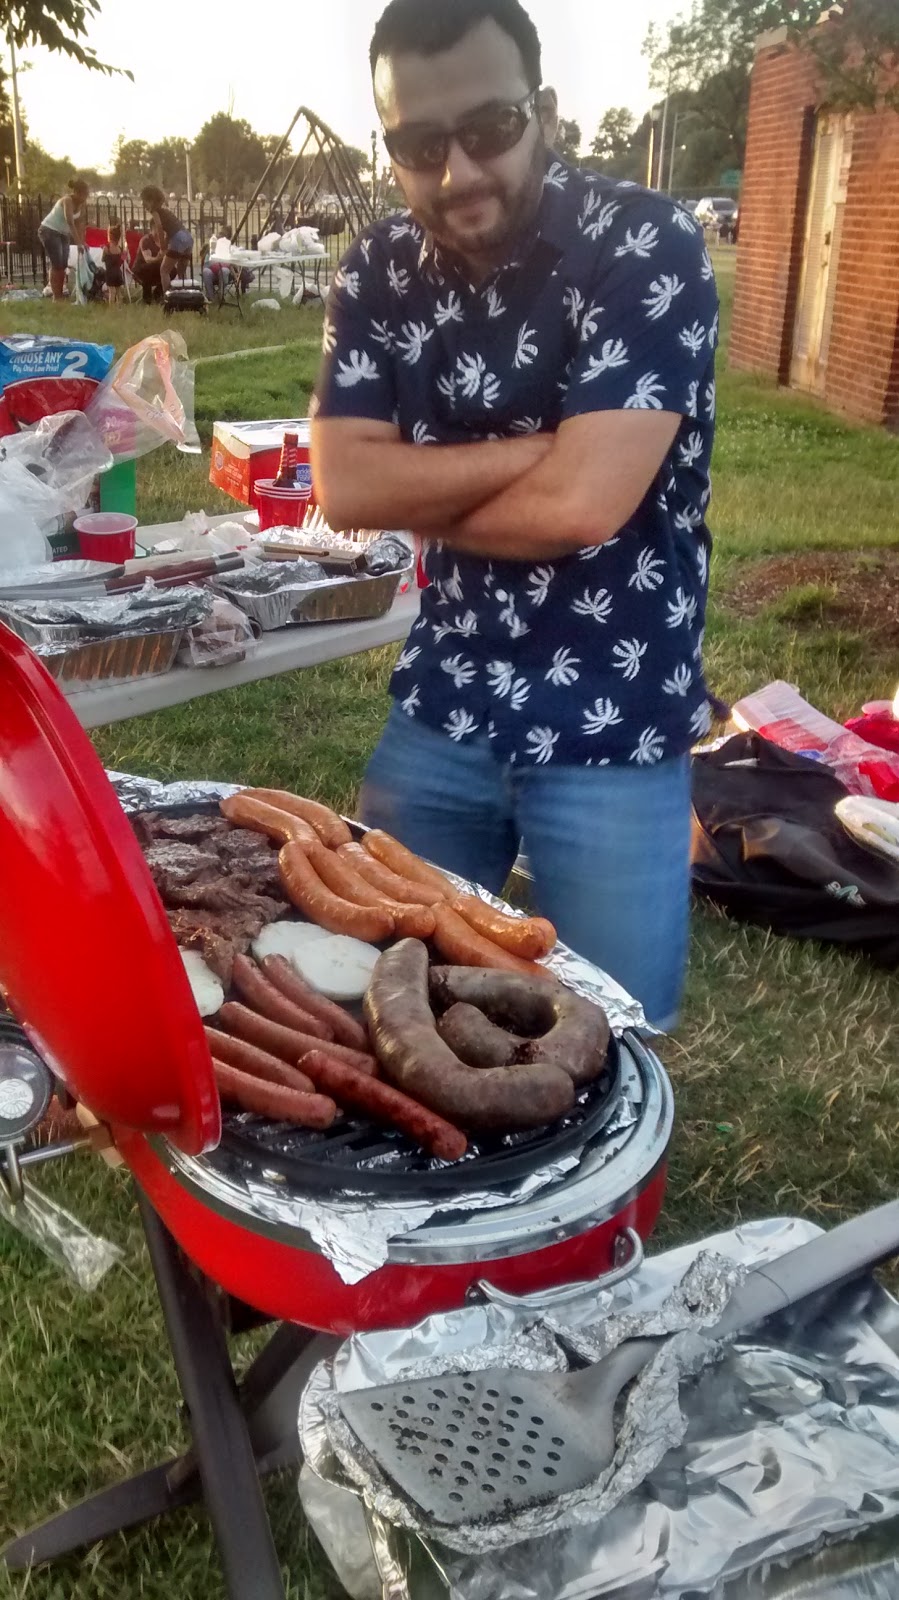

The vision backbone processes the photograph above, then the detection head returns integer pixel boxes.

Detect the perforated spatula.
[337,1198,899,1528]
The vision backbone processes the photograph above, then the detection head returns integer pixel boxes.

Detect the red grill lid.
[0,623,220,1154]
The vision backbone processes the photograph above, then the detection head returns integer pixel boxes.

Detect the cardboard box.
[210,418,313,510]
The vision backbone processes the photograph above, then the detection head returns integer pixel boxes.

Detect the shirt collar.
[416,151,575,287]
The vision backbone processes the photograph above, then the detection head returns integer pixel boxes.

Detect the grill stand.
[2,1187,337,1599]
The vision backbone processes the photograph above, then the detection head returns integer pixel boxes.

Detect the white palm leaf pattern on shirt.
[526,565,555,607]
[679,430,703,467]
[434,291,464,325]
[674,504,704,533]
[485,286,506,319]
[513,323,539,369]
[579,300,603,341]
[582,697,622,735]
[334,266,361,299]
[629,548,666,592]
[679,321,706,356]
[386,260,411,297]
[395,644,421,672]
[322,318,337,354]
[630,726,666,765]
[545,648,581,687]
[486,661,515,699]
[509,415,543,435]
[662,663,693,697]
[525,726,559,764]
[571,586,613,622]
[360,237,373,264]
[643,274,685,321]
[562,285,585,328]
[445,709,479,741]
[624,372,666,410]
[401,684,421,716]
[441,653,477,691]
[672,207,698,234]
[412,420,438,444]
[369,319,394,351]
[509,677,531,710]
[667,587,698,628]
[544,161,569,190]
[579,192,620,240]
[580,338,629,383]
[697,542,709,584]
[335,350,380,387]
[612,637,647,680]
[691,702,713,738]
[614,222,660,259]
[686,379,699,417]
[396,321,434,365]
[705,380,717,420]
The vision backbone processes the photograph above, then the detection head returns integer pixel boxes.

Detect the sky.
[11,0,685,176]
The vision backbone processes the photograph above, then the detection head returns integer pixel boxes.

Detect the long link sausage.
[304,838,436,940]
[231,953,333,1040]
[299,1049,467,1162]
[220,793,318,847]
[217,1001,378,1075]
[279,841,395,942]
[212,1059,337,1129]
[239,789,352,849]
[260,955,369,1052]
[337,842,446,907]
[361,830,454,899]
[204,1026,317,1093]
[431,905,552,979]
[450,895,557,961]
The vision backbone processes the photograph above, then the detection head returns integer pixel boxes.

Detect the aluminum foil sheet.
[0,583,211,639]
[106,772,241,813]
[297,1218,899,1600]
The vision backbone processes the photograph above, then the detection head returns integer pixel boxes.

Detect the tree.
[555,118,582,161]
[111,136,151,187]
[591,107,636,162]
[808,0,899,112]
[192,112,265,195]
[342,145,370,175]
[3,0,130,77]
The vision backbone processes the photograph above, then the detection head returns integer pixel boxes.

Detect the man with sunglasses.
[311,0,718,1030]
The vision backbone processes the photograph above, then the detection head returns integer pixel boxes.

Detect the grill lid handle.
[472,1226,644,1311]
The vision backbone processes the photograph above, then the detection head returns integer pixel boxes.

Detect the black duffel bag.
[691,732,899,965]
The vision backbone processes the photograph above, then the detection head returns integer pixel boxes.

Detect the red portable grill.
[0,621,673,1598]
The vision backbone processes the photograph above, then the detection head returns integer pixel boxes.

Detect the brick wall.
[731,30,899,427]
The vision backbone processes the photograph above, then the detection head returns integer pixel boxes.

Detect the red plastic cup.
[73,512,138,564]
[254,478,312,533]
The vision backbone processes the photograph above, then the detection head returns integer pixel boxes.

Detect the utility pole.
[7,27,26,193]
[646,107,660,189]
[667,111,680,193]
[185,146,193,205]
[371,130,378,208]
[656,94,669,191]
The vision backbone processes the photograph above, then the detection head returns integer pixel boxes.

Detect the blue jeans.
[360,706,693,1030]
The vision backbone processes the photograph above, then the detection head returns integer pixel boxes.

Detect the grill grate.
[218,1040,622,1198]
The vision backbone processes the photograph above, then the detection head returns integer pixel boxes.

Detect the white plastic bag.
[251,298,281,313]
[0,411,112,515]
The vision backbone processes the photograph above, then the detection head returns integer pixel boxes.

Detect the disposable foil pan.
[213,568,406,631]
[36,628,183,688]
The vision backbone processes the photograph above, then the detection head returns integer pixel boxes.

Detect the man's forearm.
[311,431,550,532]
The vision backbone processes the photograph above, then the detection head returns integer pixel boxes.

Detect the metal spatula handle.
[712,1197,899,1341]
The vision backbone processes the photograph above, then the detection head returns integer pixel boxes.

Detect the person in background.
[38,177,89,301]
[132,224,164,304]
[139,186,193,294]
[312,0,719,1029]
[102,223,125,305]
[202,224,253,302]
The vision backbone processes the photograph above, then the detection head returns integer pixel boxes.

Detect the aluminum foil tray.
[37,628,183,688]
[213,567,406,631]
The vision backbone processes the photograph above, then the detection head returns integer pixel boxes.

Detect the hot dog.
[431,905,552,979]
[212,1059,337,1130]
[204,1025,317,1094]
[361,830,454,899]
[305,838,436,940]
[260,955,369,1052]
[429,965,610,1088]
[337,842,446,907]
[279,841,396,942]
[364,940,575,1132]
[239,789,352,849]
[300,1049,467,1162]
[217,1001,378,1075]
[450,896,556,961]
[220,793,318,847]
[231,953,333,1040]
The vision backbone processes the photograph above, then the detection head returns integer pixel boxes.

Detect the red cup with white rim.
[73,513,138,564]
[254,474,313,533]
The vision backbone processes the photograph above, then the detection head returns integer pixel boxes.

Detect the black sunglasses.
[383,91,539,173]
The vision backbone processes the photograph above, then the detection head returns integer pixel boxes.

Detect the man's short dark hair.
[370,0,542,89]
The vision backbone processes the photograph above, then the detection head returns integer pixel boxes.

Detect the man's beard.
[421,139,546,263]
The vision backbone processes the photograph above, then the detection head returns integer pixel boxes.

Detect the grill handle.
[472,1226,644,1312]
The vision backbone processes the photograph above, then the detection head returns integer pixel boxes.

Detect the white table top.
[210,251,329,268]
[61,515,419,728]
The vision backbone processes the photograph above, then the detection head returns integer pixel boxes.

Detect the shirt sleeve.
[561,194,719,420]
[312,232,398,425]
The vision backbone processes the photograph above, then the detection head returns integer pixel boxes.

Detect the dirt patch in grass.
[724,551,899,639]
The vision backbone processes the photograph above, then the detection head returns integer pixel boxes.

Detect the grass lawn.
[2,251,899,1598]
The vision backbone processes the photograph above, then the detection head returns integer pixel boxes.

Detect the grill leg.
[3,1192,335,1595]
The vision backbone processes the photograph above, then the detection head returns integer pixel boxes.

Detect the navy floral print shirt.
[314,156,718,769]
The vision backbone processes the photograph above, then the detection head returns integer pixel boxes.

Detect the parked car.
[695,196,739,241]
